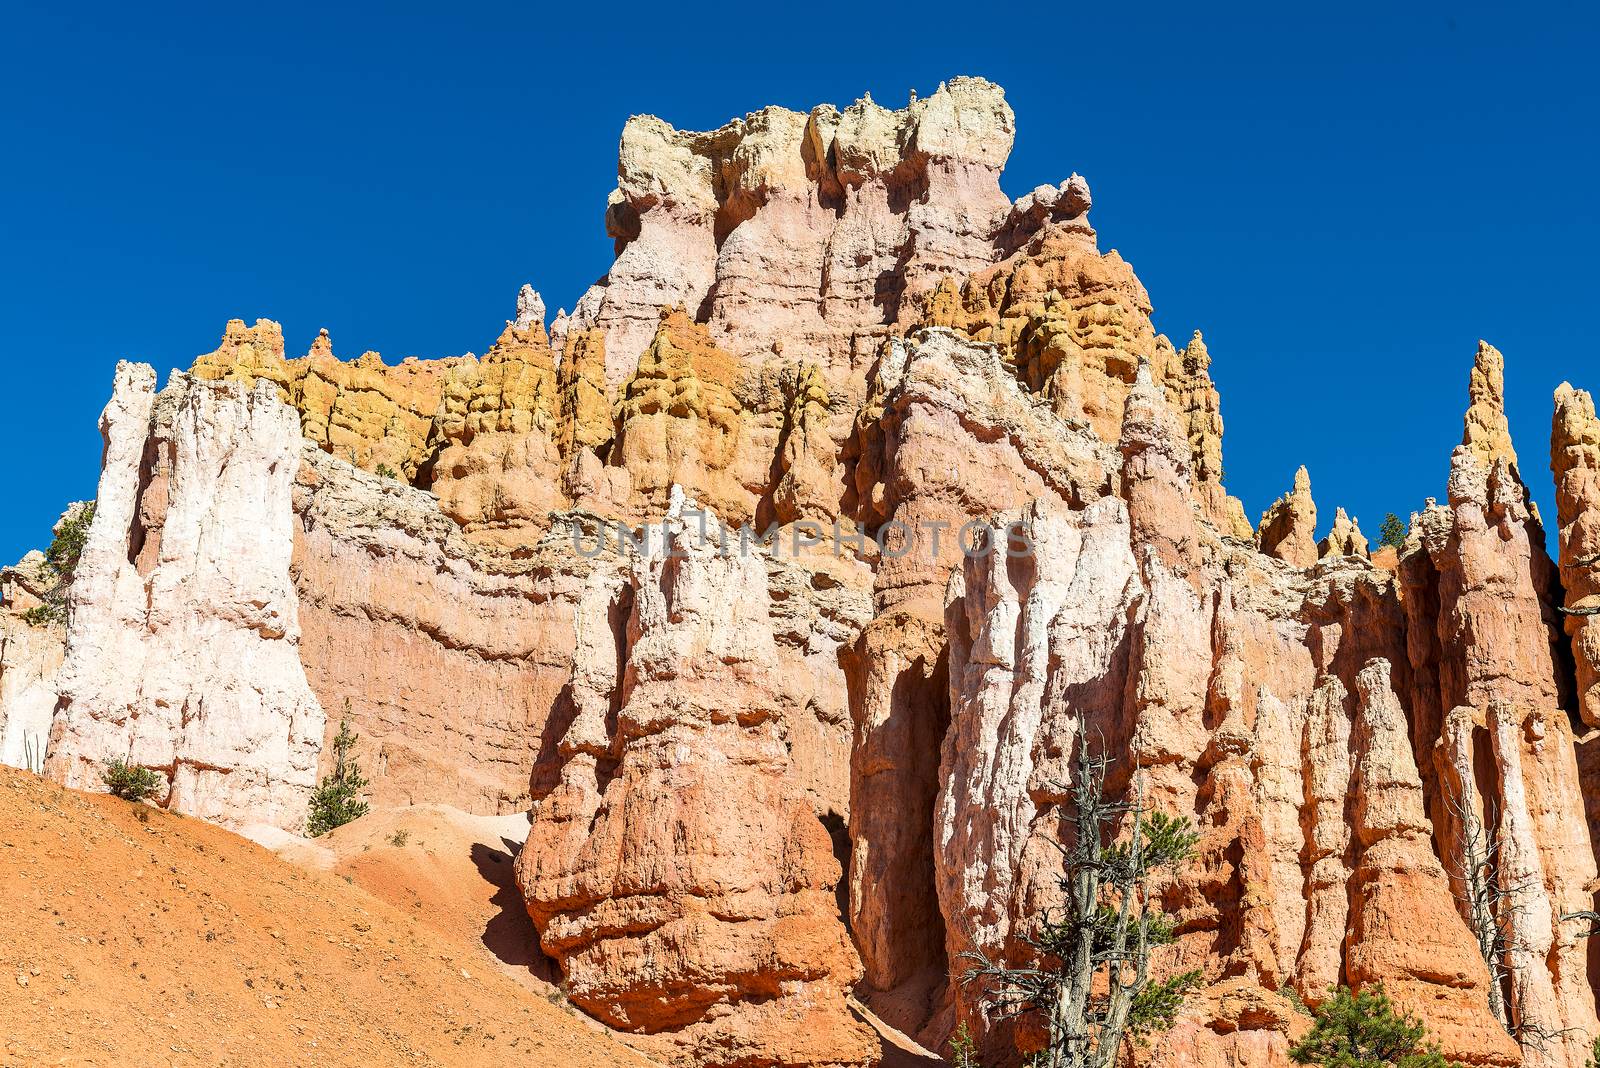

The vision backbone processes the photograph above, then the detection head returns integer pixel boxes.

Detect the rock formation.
[193,320,466,480]
[516,497,873,1068]
[1552,382,1600,728]
[569,77,1016,403]
[8,77,1600,1068]
[45,365,326,830]
[428,309,564,544]
[1256,465,1318,566]
[1319,506,1369,558]
[0,591,62,770]
[1401,343,1599,1068]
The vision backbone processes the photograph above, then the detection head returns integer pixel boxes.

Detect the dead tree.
[1444,783,1515,1031]
[962,738,1200,1068]
[1447,780,1566,1048]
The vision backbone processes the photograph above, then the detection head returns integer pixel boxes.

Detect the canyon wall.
[6,77,1600,1068]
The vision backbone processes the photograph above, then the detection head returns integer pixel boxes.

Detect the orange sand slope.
[0,766,654,1067]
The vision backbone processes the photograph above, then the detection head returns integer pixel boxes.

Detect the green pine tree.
[101,757,163,802]
[1377,513,1408,552]
[306,706,370,837]
[1289,984,1461,1068]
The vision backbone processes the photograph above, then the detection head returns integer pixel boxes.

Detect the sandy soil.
[2,766,946,1067]
[0,766,654,1067]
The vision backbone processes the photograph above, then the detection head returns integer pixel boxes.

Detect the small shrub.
[387,828,411,847]
[101,757,163,802]
[22,604,61,627]
[46,503,95,574]
[306,708,370,837]
[949,1022,981,1068]
[17,501,96,625]
[375,463,399,480]
[1280,983,1314,1017]
[1290,984,1460,1068]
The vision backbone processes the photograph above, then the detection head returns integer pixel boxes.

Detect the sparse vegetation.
[1378,512,1408,552]
[19,502,96,625]
[1289,984,1461,1068]
[101,757,163,802]
[46,503,95,574]
[961,738,1200,1068]
[949,1022,982,1068]
[375,462,399,480]
[22,604,60,627]
[306,705,370,837]
[387,828,411,847]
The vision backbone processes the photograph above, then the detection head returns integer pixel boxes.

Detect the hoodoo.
[5,77,1599,1068]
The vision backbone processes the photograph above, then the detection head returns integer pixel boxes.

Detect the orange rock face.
[515,503,873,1068]
[193,319,467,480]
[1400,345,1599,1068]
[1553,382,1600,729]
[17,78,1600,1068]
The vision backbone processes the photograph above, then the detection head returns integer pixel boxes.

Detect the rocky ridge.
[4,77,1600,1068]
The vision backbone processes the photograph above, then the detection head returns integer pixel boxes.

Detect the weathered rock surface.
[1319,506,1369,559]
[516,498,874,1067]
[0,514,79,769]
[13,77,1600,1068]
[193,319,467,480]
[569,77,1016,402]
[0,602,62,770]
[1401,343,1599,1068]
[935,359,1527,1066]
[1256,465,1318,566]
[1552,381,1600,728]
[45,365,326,830]
[291,455,635,814]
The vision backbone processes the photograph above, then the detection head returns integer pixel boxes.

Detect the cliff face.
[44,365,325,829]
[8,77,1600,1068]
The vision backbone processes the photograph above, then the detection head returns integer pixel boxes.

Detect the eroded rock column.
[516,498,873,1068]
[46,366,325,830]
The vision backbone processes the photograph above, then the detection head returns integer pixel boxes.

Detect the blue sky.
[2,1,1596,563]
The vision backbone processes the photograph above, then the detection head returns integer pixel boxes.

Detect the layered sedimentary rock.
[45,365,326,829]
[1552,382,1600,728]
[569,77,1016,402]
[193,319,465,479]
[291,456,635,813]
[516,498,874,1068]
[0,597,62,770]
[1256,465,1318,566]
[13,77,1600,1068]
[1401,344,1599,1068]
